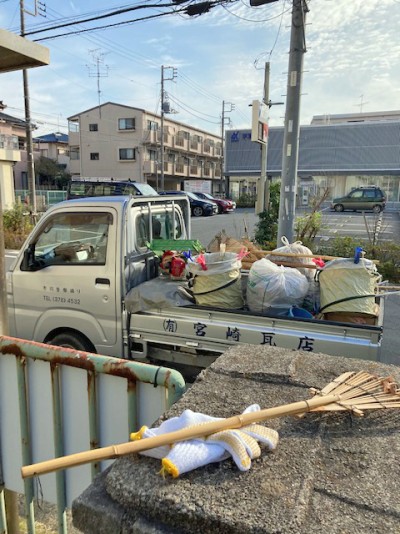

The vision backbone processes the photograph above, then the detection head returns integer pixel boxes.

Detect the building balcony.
[68,131,80,145]
[174,162,188,176]
[143,160,156,174]
[189,165,200,177]
[157,131,173,147]
[190,141,202,154]
[174,137,189,151]
[0,147,21,164]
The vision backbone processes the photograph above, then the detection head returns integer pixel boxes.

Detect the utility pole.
[20,0,43,216]
[160,65,177,191]
[220,101,234,196]
[277,0,308,243]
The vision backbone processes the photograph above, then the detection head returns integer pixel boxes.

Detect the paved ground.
[190,207,400,248]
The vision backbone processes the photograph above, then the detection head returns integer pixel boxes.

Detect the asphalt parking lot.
[318,208,400,244]
[190,206,400,248]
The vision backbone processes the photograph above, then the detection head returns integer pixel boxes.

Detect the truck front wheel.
[47,331,95,353]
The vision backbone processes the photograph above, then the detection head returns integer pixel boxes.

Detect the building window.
[119,148,136,160]
[70,146,80,160]
[148,149,157,161]
[68,121,79,133]
[90,152,100,160]
[118,118,135,130]
[89,123,98,131]
[147,120,158,131]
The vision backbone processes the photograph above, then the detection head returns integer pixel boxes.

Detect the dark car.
[331,186,386,213]
[192,192,236,214]
[67,178,158,199]
[159,191,218,217]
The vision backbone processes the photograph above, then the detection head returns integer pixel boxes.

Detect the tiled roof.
[0,111,26,127]
[34,132,69,143]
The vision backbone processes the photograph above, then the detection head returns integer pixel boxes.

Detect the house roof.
[0,111,27,128]
[34,132,69,143]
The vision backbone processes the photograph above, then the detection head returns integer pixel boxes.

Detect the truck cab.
[7,195,190,357]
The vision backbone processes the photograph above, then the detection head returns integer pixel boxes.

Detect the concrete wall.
[72,345,400,534]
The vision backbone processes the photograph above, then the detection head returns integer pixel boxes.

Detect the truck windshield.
[30,212,113,267]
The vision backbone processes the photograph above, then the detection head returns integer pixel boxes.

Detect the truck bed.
[126,278,383,367]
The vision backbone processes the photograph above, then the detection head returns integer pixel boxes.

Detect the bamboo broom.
[21,371,400,479]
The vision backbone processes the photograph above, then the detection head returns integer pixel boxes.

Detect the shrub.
[3,205,33,249]
[254,181,280,247]
[236,193,256,208]
[295,211,323,249]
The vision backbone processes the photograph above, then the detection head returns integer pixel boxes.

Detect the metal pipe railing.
[0,335,186,534]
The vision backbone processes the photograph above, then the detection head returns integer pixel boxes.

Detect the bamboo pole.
[21,393,341,479]
[268,260,318,269]
[260,251,379,264]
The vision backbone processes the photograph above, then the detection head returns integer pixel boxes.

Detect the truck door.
[9,208,118,350]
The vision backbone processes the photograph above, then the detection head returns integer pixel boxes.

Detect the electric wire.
[178,73,222,104]
[168,94,220,120]
[221,1,292,24]
[24,2,181,36]
[167,95,220,125]
[33,7,190,42]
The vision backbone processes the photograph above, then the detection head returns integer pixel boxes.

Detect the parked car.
[331,186,386,213]
[159,191,218,217]
[67,178,158,199]
[192,192,236,214]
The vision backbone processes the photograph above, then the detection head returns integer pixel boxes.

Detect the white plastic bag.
[247,258,309,314]
[267,236,314,280]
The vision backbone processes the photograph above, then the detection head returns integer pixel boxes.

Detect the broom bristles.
[308,371,400,416]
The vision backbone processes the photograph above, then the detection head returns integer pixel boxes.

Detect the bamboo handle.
[21,394,340,479]
[269,260,318,269]
[261,251,339,260]
[261,251,379,264]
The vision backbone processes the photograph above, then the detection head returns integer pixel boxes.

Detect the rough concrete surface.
[72,346,400,533]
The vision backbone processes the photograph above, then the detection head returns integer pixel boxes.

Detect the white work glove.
[130,405,279,478]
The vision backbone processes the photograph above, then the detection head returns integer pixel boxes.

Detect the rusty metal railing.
[0,335,186,534]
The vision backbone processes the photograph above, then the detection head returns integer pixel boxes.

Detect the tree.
[35,156,71,189]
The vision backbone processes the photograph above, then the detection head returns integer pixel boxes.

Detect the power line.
[167,95,220,124]
[33,7,189,42]
[168,94,220,120]
[24,2,181,36]
[178,73,222,104]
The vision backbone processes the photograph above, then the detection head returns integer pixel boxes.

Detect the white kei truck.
[6,194,383,370]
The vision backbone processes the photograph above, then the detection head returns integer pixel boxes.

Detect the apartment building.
[67,102,223,193]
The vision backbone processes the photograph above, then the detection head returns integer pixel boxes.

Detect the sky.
[1,0,400,137]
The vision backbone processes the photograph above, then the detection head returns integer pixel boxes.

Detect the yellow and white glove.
[130,405,279,478]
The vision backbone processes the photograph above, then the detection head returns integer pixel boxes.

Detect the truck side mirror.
[20,244,38,271]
